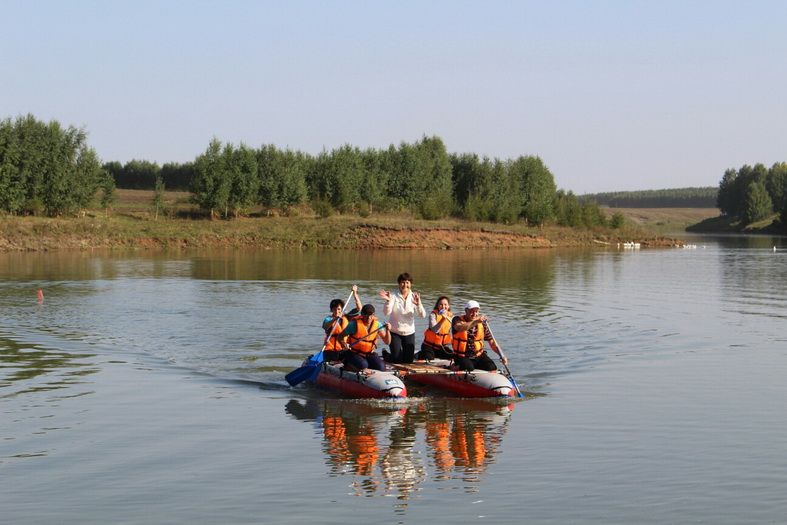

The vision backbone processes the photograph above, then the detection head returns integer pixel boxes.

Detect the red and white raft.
[311,361,408,400]
[390,359,516,398]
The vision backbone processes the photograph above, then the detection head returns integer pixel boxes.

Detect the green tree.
[258,145,309,212]
[226,143,258,217]
[192,138,230,218]
[717,168,738,216]
[554,190,582,227]
[449,153,482,211]
[359,148,389,214]
[742,180,773,224]
[414,136,453,219]
[581,200,606,227]
[510,155,556,225]
[609,211,625,229]
[325,144,364,212]
[99,170,116,215]
[152,173,165,219]
[1,115,103,216]
[0,118,25,213]
[766,162,787,226]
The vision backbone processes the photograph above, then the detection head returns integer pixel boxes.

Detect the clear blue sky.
[3,0,786,193]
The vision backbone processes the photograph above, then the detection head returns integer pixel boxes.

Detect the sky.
[3,0,786,194]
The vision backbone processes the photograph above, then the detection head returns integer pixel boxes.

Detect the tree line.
[1,114,617,228]
[581,187,718,208]
[106,137,614,227]
[103,159,193,191]
[0,114,112,215]
[717,163,787,225]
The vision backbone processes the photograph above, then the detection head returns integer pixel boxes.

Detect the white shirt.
[382,291,426,336]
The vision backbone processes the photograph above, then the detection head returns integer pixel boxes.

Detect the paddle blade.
[285,364,318,387]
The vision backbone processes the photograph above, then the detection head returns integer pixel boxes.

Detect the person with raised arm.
[321,284,362,362]
[378,272,426,364]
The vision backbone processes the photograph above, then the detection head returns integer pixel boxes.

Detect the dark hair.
[433,296,450,311]
[361,304,375,316]
[397,272,412,284]
[329,298,344,310]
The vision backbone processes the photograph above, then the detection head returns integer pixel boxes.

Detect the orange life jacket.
[423,309,452,349]
[452,316,484,358]
[325,316,349,350]
[347,317,380,355]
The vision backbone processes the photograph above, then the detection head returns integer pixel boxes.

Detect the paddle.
[485,322,524,398]
[285,290,354,387]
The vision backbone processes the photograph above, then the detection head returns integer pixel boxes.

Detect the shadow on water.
[285,397,514,510]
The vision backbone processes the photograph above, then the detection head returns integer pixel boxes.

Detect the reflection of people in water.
[423,401,513,489]
[284,398,514,500]
[380,405,426,502]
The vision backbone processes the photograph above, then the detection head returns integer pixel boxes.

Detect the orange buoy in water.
[37,289,44,303]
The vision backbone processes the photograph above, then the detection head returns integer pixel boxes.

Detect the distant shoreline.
[0,214,683,252]
[0,190,696,252]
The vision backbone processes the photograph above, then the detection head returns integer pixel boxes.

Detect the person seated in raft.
[339,304,391,372]
[451,300,507,372]
[416,296,454,361]
[322,284,362,362]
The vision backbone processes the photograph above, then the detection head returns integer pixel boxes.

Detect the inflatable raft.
[311,361,408,400]
[390,359,516,398]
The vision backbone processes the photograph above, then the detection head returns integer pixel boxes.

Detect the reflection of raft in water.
[309,360,408,400]
[390,359,517,398]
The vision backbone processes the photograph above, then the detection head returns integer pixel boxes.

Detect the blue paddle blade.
[285,351,326,387]
[285,364,318,387]
[308,362,322,381]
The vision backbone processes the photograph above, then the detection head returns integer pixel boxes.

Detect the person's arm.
[428,312,440,333]
[351,284,362,311]
[382,292,395,316]
[412,291,426,318]
[452,314,486,333]
[428,312,449,333]
[379,322,392,345]
[322,315,337,332]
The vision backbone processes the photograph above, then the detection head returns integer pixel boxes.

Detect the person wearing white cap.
[450,300,507,371]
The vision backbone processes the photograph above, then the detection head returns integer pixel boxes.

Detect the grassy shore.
[0,190,684,252]
[603,207,720,234]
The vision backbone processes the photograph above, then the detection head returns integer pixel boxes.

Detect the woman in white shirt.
[378,272,426,363]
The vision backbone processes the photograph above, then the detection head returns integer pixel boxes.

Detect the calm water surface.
[2,236,786,524]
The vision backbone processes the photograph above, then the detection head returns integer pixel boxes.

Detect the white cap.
[464,300,480,310]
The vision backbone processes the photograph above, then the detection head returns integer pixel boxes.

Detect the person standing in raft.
[322,284,362,362]
[416,296,454,361]
[340,304,391,371]
[451,300,507,371]
[378,272,426,363]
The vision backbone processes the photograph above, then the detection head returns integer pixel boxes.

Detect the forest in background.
[1,114,619,229]
[581,187,718,208]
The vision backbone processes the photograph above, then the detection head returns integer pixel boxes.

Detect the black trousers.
[416,342,454,361]
[387,332,415,363]
[454,351,497,371]
[343,351,385,371]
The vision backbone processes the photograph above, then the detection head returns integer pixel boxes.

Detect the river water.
[1,236,786,524]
